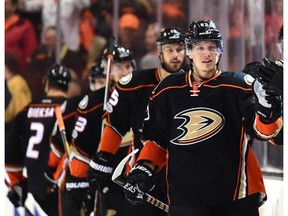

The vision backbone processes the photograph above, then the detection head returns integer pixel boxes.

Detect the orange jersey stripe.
[6,171,26,186]
[254,115,283,139]
[77,103,103,114]
[116,83,157,91]
[99,126,122,154]
[137,140,167,170]
[70,158,90,178]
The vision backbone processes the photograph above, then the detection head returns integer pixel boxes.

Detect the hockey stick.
[92,36,115,216]
[111,149,169,213]
[5,178,34,216]
[54,106,89,216]
[54,106,90,163]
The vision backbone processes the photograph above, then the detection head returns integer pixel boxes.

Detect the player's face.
[188,41,220,81]
[95,77,106,90]
[161,43,186,73]
[111,61,133,82]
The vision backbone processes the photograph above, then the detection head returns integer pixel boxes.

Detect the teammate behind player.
[61,45,136,215]
[87,27,186,216]
[123,20,283,216]
[5,64,71,216]
[88,63,107,91]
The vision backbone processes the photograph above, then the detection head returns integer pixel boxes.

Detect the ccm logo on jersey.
[171,107,225,145]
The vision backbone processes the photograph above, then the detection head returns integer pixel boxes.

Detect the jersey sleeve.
[141,85,170,151]
[105,85,135,137]
[5,111,26,185]
[235,72,282,140]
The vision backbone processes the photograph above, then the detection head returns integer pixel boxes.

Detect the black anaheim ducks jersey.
[72,87,105,156]
[51,95,82,152]
[5,97,66,200]
[142,70,266,206]
[105,68,162,149]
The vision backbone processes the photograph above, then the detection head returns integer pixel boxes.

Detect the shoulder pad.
[78,95,89,110]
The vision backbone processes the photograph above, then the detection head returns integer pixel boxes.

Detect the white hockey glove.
[252,78,282,123]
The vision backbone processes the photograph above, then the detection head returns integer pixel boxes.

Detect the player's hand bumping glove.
[87,151,113,193]
[65,171,92,212]
[255,58,283,95]
[253,78,282,123]
[124,162,156,205]
[7,180,27,207]
[43,167,58,193]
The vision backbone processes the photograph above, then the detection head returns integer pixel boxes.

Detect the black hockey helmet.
[89,63,106,80]
[157,27,185,46]
[113,45,134,63]
[185,20,223,53]
[102,45,134,63]
[44,64,71,91]
[101,44,136,71]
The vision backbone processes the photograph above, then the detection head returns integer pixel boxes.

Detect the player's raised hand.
[255,58,283,95]
[252,78,282,123]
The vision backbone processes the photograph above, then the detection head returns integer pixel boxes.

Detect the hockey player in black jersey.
[5,64,72,216]
[87,27,187,216]
[243,25,283,146]
[59,45,136,215]
[124,20,283,216]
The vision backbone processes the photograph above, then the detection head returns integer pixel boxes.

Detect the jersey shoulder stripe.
[116,68,159,91]
[151,72,188,99]
[205,71,254,90]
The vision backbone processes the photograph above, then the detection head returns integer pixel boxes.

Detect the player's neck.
[158,68,170,81]
[46,89,68,98]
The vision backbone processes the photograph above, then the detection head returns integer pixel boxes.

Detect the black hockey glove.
[43,167,58,193]
[87,151,113,193]
[255,58,283,95]
[65,171,93,213]
[253,78,282,123]
[124,163,156,205]
[7,180,28,207]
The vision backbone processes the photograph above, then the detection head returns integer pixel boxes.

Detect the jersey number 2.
[26,122,44,159]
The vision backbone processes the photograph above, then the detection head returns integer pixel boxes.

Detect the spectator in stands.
[5,52,32,153]
[18,0,90,53]
[5,0,38,74]
[28,26,86,99]
[139,23,161,70]
[118,13,147,66]
[5,52,32,124]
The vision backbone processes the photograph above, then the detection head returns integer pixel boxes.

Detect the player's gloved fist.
[65,171,91,212]
[255,58,283,95]
[87,151,113,193]
[253,78,282,123]
[7,180,27,207]
[124,162,156,205]
[44,167,58,193]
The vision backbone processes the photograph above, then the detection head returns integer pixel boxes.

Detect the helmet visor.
[185,39,223,55]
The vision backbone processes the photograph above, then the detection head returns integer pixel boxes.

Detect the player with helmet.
[58,44,136,215]
[5,64,73,215]
[87,27,186,216]
[88,63,107,91]
[243,25,283,146]
[123,20,282,216]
